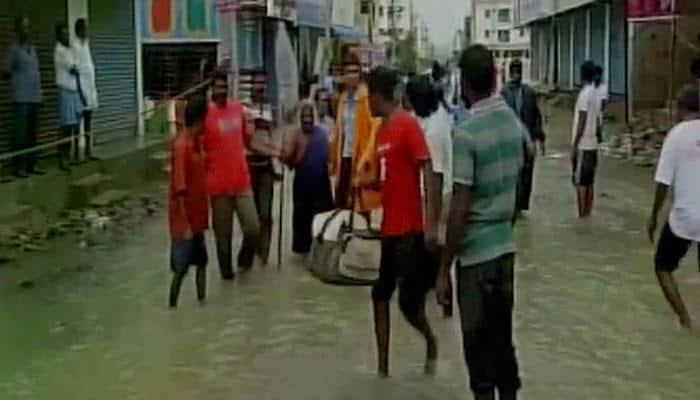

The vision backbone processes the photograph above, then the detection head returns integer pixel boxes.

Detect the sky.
[413,0,470,48]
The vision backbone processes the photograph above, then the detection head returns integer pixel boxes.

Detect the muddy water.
[1,134,699,399]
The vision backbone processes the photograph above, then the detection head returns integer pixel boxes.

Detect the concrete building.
[372,0,412,45]
[514,0,626,98]
[472,0,531,83]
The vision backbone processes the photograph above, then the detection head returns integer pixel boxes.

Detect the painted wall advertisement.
[628,0,675,19]
[141,0,220,41]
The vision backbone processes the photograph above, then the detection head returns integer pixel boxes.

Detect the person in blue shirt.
[3,16,43,178]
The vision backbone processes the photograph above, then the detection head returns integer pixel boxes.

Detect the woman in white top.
[54,23,83,170]
[73,18,98,160]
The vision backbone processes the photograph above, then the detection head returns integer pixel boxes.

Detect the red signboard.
[628,0,675,19]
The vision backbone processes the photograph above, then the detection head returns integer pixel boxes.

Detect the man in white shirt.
[571,61,602,218]
[54,23,82,171]
[648,85,700,329]
[405,75,454,316]
[73,18,99,160]
[594,65,607,143]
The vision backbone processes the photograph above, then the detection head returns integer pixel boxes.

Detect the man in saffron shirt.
[359,66,441,378]
[205,71,260,280]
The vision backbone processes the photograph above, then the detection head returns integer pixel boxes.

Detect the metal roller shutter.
[609,0,626,95]
[590,3,606,72]
[573,8,587,86]
[559,15,572,90]
[1,1,66,157]
[89,0,137,144]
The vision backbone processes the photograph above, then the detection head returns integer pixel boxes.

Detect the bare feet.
[679,314,692,329]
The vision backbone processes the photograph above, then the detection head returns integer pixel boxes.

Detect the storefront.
[296,0,329,97]
[0,1,69,155]
[89,0,139,142]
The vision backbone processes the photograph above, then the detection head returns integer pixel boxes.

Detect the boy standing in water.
[169,96,209,308]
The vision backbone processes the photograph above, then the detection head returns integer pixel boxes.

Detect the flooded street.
[1,130,699,400]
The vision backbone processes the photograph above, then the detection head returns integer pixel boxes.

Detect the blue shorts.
[170,233,208,274]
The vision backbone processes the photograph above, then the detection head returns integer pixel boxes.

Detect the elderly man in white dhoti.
[73,18,99,161]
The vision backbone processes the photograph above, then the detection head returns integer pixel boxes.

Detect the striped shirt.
[453,95,525,267]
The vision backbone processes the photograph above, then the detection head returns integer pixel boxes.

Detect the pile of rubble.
[0,194,162,264]
[600,112,667,168]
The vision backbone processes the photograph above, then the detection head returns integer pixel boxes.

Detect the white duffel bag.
[308,208,381,286]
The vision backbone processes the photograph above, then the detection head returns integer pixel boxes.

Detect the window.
[485,9,491,18]
[524,50,530,58]
[379,6,384,17]
[512,50,523,58]
[498,30,510,43]
[492,50,500,58]
[237,19,263,70]
[497,9,510,23]
[484,30,490,39]
[519,28,525,37]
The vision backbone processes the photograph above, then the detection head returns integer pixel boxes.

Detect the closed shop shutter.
[573,9,587,86]
[590,3,606,71]
[89,0,137,144]
[0,1,66,157]
[559,15,572,89]
[609,0,626,95]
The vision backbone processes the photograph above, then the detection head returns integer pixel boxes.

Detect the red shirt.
[204,101,252,196]
[169,133,209,242]
[377,109,430,237]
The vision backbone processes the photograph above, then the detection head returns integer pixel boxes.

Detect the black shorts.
[372,233,437,302]
[655,224,700,273]
[572,150,598,186]
[170,233,208,274]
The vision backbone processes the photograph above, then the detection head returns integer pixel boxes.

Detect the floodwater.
[1,125,699,399]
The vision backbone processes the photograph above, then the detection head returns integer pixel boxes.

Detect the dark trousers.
[211,195,260,278]
[249,164,274,263]
[12,103,40,173]
[516,157,534,212]
[83,110,94,157]
[335,157,352,209]
[457,254,520,395]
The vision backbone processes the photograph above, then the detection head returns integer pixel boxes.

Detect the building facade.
[515,0,626,98]
[371,0,411,45]
[0,0,139,156]
[473,0,531,83]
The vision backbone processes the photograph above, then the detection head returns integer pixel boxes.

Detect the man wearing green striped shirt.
[437,45,525,400]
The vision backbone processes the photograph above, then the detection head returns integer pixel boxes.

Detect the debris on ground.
[18,279,35,289]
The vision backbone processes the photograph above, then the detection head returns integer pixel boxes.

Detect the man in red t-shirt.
[205,71,261,280]
[359,66,441,378]
[169,95,209,307]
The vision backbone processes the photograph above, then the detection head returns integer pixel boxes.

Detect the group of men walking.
[163,36,700,400]
[4,16,99,177]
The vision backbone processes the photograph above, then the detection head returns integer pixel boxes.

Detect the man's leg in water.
[211,196,235,280]
[192,233,208,302]
[457,261,497,399]
[170,272,186,308]
[196,267,206,302]
[235,194,261,271]
[372,237,400,377]
[493,255,520,400]
[398,234,438,375]
[655,224,693,328]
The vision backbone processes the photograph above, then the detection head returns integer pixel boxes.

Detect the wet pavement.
[1,112,700,399]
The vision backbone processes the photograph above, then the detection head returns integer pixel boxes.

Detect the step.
[68,173,114,209]
[89,189,131,208]
[0,204,32,226]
